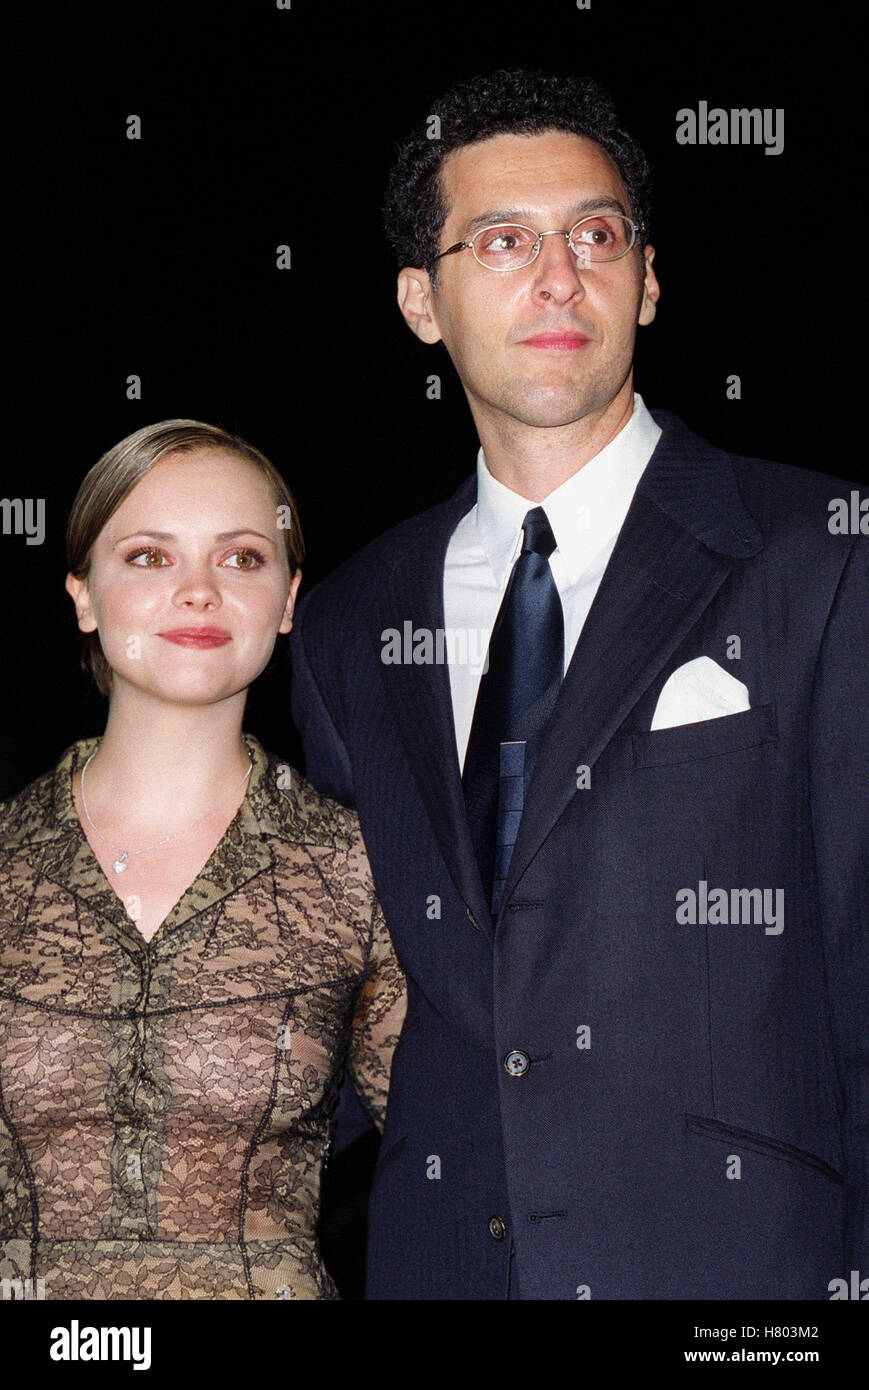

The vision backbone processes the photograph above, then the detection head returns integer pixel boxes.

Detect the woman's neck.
[79,683,252,830]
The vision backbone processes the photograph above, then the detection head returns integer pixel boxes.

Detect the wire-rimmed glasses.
[433,213,642,272]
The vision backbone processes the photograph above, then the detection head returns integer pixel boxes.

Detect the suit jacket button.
[488,1215,507,1241]
[504,1049,530,1077]
[466,907,482,931]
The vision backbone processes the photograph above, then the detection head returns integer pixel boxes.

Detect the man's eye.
[479,226,533,253]
[127,548,168,567]
[223,549,265,570]
[487,232,519,251]
[576,223,615,245]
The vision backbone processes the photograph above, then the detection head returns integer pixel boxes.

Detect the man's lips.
[520,332,590,350]
[158,627,232,648]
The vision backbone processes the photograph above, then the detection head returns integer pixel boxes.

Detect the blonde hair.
[66,419,304,697]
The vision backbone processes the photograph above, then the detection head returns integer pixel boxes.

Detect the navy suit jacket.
[290,409,868,1299]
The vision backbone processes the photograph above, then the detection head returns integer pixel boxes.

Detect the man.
[291,69,867,1299]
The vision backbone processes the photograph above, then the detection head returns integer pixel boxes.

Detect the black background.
[3,0,866,1305]
[5,0,866,795]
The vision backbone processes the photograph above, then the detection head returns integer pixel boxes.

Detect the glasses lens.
[569,214,635,262]
[471,224,539,269]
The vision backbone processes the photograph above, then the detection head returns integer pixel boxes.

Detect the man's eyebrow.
[462,196,629,237]
[113,529,278,547]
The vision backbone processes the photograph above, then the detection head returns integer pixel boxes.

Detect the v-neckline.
[53,733,274,952]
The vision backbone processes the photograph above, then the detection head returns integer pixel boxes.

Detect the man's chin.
[466,371,622,433]
[500,391,602,430]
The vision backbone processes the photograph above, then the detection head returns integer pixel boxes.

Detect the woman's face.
[65,448,301,708]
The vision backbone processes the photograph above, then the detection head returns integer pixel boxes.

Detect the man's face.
[399,130,659,431]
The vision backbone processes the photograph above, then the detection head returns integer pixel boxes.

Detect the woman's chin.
[109,667,251,708]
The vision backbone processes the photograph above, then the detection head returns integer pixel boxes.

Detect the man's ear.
[278,569,303,635]
[65,572,98,633]
[397,267,443,344]
[638,245,660,327]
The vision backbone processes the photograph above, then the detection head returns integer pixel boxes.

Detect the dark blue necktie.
[462,507,564,915]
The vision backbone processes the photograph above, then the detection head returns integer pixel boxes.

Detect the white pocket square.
[650,656,750,731]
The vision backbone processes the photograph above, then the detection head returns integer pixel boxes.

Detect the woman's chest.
[85,826,234,942]
[1,906,363,1129]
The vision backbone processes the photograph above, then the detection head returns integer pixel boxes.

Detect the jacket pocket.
[685,1113,844,1185]
[625,701,777,768]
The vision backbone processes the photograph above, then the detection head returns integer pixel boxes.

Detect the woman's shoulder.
[0,747,79,850]
[245,735,364,852]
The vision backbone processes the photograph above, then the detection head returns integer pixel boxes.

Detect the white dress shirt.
[443,392,662,770]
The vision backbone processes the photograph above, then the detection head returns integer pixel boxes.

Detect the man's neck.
[472,382,636,502]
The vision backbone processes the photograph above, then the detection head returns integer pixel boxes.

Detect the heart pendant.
[112,858,128,874]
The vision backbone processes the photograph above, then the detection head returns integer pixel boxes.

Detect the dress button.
[504,1049,530,1077]
[488,1215,507,1241]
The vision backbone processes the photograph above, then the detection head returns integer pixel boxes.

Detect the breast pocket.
[622,701,777,769]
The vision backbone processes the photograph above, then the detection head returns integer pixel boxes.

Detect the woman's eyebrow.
[213,530,278,546]
[113,529,278,548]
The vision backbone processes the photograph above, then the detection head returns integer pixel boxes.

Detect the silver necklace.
[79,747,253,875]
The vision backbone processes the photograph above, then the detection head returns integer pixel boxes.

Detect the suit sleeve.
[808,534,869,1270]
[290,592,356,809]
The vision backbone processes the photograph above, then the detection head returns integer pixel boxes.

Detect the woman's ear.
[65,572,98,633]
[278,569,303,635]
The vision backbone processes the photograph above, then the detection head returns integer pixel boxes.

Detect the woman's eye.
[124,546,265,570]
[223,549,265,570]
[127,548,168,567]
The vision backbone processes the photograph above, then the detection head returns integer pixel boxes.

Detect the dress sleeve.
[347,895,407,1132]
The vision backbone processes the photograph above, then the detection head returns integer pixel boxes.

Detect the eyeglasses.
[433,213,642,272]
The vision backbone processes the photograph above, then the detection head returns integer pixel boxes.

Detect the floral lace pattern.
[0,734,405,1300]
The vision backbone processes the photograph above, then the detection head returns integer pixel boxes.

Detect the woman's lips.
[521,333,590,350]
[158,627,231,648]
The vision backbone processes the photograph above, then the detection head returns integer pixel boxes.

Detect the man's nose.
[531,231,586,303]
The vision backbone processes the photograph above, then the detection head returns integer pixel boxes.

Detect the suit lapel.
[376,480,497,936]
[501,411,764,909]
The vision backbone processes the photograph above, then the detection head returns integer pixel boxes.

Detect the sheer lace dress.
[0,733,405,1299]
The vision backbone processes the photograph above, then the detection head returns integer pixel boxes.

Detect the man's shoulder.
[296,484,474,631]
[729,450,858,513]
[652,408,863,552]
[655,408,855,494]
[727,449,863,564]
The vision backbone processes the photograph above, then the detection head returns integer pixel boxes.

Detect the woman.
[0,419,405,1299]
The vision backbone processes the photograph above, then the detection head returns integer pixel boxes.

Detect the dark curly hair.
[383,68,652,285]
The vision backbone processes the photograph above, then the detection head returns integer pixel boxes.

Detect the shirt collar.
[474,392,662,587]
